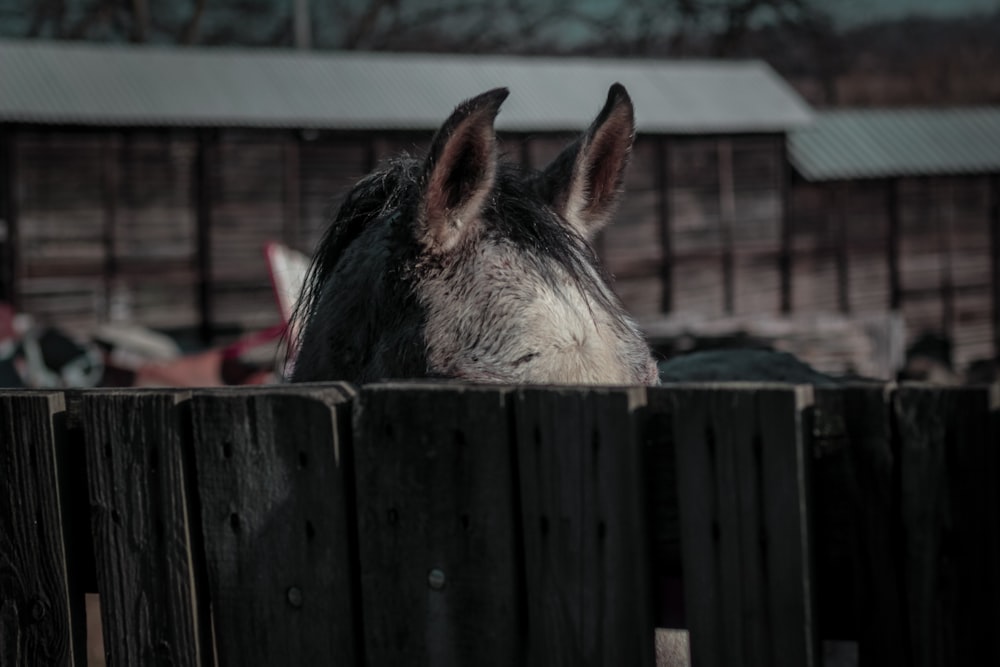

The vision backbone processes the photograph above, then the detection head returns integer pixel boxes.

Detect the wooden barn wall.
[207,132,288,334]
[6,127,999,371]
[788,176,997,370]
[15,130,199,333]
[603,135,785,319]
[897,177,994,368]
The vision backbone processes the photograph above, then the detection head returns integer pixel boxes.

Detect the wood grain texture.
[0,391,80,667]
[353,383,522,667]
[81,389,207,667]
[895,384,1000,667]
[189,384,357,667]
[672,384,817,667]
[513,386,653,667]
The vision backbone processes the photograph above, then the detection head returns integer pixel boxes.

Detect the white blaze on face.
[421,248,641,385]
[517,279,636,384]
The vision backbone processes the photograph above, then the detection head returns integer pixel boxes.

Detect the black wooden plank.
[672,385,749,667]
[673,384,817,667]
[353,383,521,667]
[513,386,653,667]
[189,384,357,667]
[895,385,1000,667]
[811,384,908,666]
[81,389,207,667]
[755,386,818,667]
[641,388,683,628]
[0,391,81,666]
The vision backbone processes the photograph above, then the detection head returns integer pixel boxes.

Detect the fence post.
[0,391,84,666]
[81,389,208,667]
[894,385,1000,667]
[513,386,654,667]
[189,384,357,667]
[671,383,818,667]
[353,383,522,667]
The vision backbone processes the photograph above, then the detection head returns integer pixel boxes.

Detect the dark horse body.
[291,85,658,385]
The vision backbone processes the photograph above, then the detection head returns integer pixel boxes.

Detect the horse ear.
[536,83,635,240]
[419,87,509,252]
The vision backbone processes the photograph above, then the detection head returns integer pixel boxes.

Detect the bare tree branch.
[181,0,207,45]
[130,0,150,43]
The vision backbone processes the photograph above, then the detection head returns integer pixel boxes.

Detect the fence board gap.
[353,383,521,667]
[513,386,653,667]
[80,389,206,667]
[0,391,82,666]
[190,384,357,667]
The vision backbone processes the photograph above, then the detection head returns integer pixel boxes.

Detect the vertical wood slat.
[81,389,206,667]
[641,390,683,628]
[990,174,1000,358]
[673,384,817,667]
[353,384,522,667]
[514,387,653,667]
[779,141,792,314]
[0,391,81,666]
[887,177,902,310]
[811,385,908,666]
[834,184,850,313]
[895,385,1000,667]
[194,130,214,345]
[282,138,301,250]
[718,139,736,314]
[658,137,674,314]
[189,385,357,667]
[0,129,19,306]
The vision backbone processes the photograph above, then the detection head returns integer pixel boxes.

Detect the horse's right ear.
[418,88,509,253]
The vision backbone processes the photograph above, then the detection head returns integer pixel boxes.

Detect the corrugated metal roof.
[789,108,1000,180]
[0,39,812,133]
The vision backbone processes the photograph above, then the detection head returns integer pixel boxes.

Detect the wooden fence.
[2,382,998,666]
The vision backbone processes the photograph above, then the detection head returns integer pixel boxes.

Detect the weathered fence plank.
[640,390,682,627]
[0,391,81,666]
[189,385,356,667]
[513,386,654,667]
[895,385,1000,667]
[353,384,522,667]
[812,384,907,666]
[672,384,817,667]
[6,381,998,667]
[80,389,206,667]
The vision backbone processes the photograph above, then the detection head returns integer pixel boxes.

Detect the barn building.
[0,39,811,348]
[788,110,1000,372]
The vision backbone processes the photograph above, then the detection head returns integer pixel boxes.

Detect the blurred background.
[1,0,999,388]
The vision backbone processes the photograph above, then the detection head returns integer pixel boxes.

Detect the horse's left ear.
[419,87,509,252]
[535,83,635,240]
